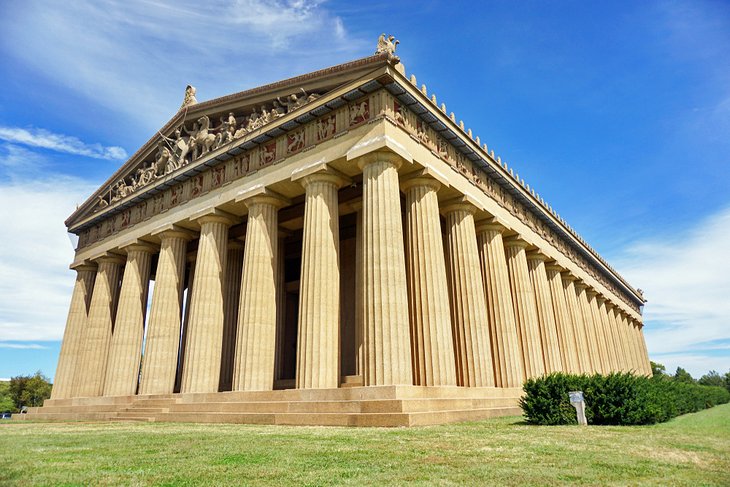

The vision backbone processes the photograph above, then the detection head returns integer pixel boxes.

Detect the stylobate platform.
[24,386,523,427]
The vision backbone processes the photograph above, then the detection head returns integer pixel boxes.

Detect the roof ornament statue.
[376,33,400,63]
[181,84,197,109]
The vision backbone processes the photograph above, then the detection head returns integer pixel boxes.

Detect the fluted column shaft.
[51,264,97,399]
[526,254,563,374]
[234,196,284,391]
[576,285,600,373]
[174,255,196,393]
[104,244,154,396]
[504,239,545,380]
[139,232,190,395]
[296,172,343,389]
[617,312,636,372]
[585,293,607,374]
[220,240,244,391]
[181,214,233,393]
[74,256,124,397]
[444,203,495,387]
[476,223,523,387]
[358,153,412,386]
[629,319,644,374]
[403,177,457,386]
[607,307,626,372]
[545,266,580,374]
[597,299,619,373]
[562,275,592,374]
[637,323,651,376]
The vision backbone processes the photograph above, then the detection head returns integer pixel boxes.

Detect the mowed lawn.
[1,404,729,486]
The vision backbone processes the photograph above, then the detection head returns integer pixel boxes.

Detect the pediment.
[66,53,396,230]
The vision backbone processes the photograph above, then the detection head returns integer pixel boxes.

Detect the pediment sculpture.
[97,88,322,210]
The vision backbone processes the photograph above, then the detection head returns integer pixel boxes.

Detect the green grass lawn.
[1,404,729,486]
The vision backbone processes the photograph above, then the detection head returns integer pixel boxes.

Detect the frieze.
[381,90,641,313]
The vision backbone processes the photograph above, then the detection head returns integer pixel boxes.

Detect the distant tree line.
[650,362,730,391]
[0,371,52,413]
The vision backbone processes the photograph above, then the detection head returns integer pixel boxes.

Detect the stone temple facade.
[29,41,650,426]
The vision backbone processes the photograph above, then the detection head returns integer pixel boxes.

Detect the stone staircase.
[25,385,523,427]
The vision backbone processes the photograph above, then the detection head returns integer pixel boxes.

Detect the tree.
[698,370,724,388]
[672,367,695,384]
[0,381,15,413]
[724,371,730,393]
[8,371,52,410]
[650,361,667,378]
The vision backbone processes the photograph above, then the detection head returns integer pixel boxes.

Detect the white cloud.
[0,149,96,342]
[613,206,730,376]
[0,0,366,132]
[0,126,127,160]
[0,343,49,350]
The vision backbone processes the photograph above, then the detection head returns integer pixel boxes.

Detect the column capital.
[291,161,351,188]
[586,288,598,298]
[70,261,97,272]
[526,250,549,262]
[119,240,159,254]
[595,295,606,304]
[151,224,197,241]
[560,271,578,282]
[399,169,442,193]
[235,186,291,209]
[503,236,530,249]
[574,281,588,291]
[475,218,508,235]
[189,208,239,227]
[355,150,405,171]
[440,197,478,216]
[545,262,564,273]
[227,239,244,250]
[90,252,126,266]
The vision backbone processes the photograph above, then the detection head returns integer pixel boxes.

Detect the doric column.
[138,229,192,395]
[174,254,196,393]
[443,200,495,387]
[562,274,592,374]
[504,238,545,380]
[402,175,457,386]
[630,319,645,375]
[476,221,523,388]
[51,264,97,399]
[586,292,609,374]
[219,240,244,391]
[606,301,625,372]
[104,243,155,396]
[74,254,124,397]
[637,323,651,376]
[575,283,600,373]
[354,204,364,376]
[294,168,347,389]
[596,298,619,373]
[180,211,236,393]
[526,252,563,374]
[611,305,632,373]
[616,311,635,372]
[545,264,580,374]
[234,192,288,391]
[357,152,413,386]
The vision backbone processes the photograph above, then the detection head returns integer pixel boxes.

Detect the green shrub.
[520,372,730,426]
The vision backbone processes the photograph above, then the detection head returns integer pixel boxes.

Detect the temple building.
[29,38,650,426]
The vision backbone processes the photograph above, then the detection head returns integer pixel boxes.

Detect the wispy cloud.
[0,126,127,160]
[613,205,730,376]
[0,343,48,350]
[0,149,96,342]
[0,0,366,131]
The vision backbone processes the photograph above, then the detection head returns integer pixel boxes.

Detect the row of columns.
[52,152,651,399]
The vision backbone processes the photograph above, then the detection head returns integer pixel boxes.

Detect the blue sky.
[0,0,728,380]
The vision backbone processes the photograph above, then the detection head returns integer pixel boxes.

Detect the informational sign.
[568,390,588,426]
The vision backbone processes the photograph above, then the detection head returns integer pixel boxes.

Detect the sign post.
[568,391,587,426]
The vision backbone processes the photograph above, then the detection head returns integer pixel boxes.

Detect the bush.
[520,372,730,426]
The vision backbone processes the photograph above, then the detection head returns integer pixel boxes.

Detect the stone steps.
[25,386,524,427]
